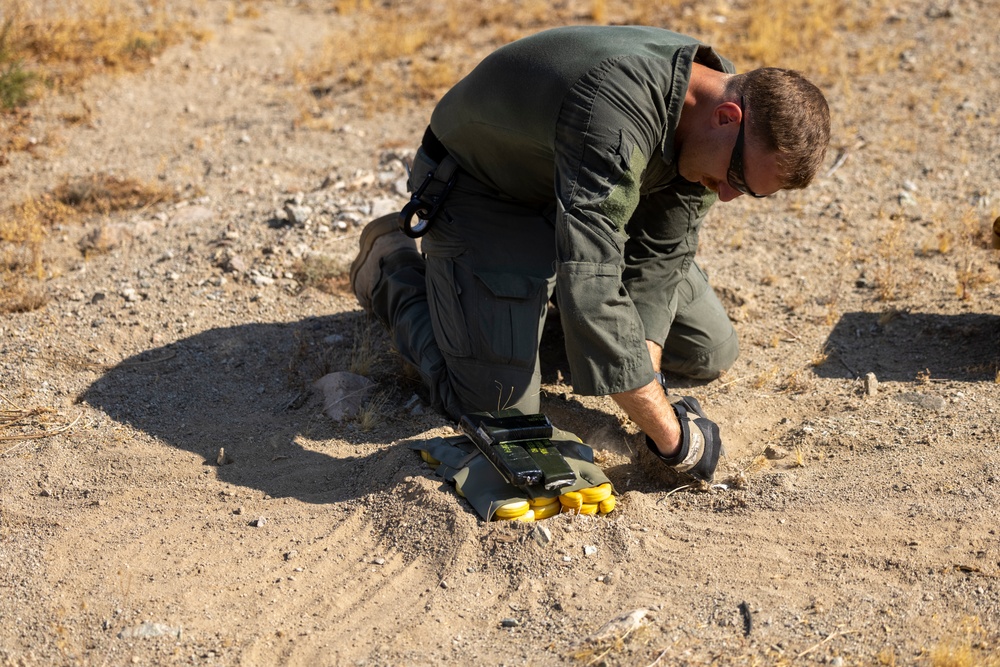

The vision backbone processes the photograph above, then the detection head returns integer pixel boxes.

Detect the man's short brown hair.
[726,68,831,189]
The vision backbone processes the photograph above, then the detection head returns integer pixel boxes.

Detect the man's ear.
[713,101,743,128]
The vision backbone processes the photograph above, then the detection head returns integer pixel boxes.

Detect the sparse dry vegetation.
[357,389,390,431]
[349,318,382,377]
[2,0,1000,665]
[0,0,199,103]
[955,208,996,300]
[298,0,886,117]
[292,252,350,294]
[0,0,199,312]
[929,616,1000,667]
[873,212,908,301]
[1,173,177,312]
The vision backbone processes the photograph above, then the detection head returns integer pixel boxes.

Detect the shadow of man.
[817,311,1000,382]
[80,313,440,505]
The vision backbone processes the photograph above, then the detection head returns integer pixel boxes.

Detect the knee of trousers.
[665,328,740,380]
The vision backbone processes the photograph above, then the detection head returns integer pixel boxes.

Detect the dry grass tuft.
[1,196,62,276]
[357,389,391,432]
[792,446,806,468]
[809,346,830,368]
[873,212,908,301]
[1,173,176,313]
[752,366,779,390]
[1,194,70,312]
[50,172,175,215]
[292,253,350,294]
[0,393,81,452]
[570,608,652,665]
[778,369,812,395]
[349,318,382,377]
[929,616,1000,667]
[954,209,996,300]
[3,0,201,98]
[0,275,48,312]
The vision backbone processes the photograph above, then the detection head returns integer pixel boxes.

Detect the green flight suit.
[372,25,739,420]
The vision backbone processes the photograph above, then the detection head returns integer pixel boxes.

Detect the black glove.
[644,390,724,483]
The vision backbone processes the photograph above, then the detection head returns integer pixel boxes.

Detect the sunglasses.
[727,96,768,199]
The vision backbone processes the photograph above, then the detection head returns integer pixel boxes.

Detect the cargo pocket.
[425,255,472,358]
[472,270,549,368]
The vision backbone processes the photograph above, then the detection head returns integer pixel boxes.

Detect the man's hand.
[616,340,724,482]
[609,339,681,456]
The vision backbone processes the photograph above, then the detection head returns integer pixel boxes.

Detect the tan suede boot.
[349,214,419,312]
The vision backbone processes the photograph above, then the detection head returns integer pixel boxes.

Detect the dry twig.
[795,629,855,660]
[0,411,82,448]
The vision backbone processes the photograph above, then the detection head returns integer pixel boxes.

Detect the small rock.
[764,445,789,460]
[78,224,127,254]
[313,372,375,421]
[583,545,598,557]
[588,609,649,644]
[500,618,519,628]
[896,392,946,412]
[350,171,375,189]
[403,393,426,416]
[372,557,386,565]
[284,550,298,561]
[769,472,796,490]
[219,252,247,274]
[284,204,313,225]
[864,372,879,396]
[250,517,266,527]
[171,205,213,226]
[250,272,275,287]
[532,524,552,547]
[118,622,182,639]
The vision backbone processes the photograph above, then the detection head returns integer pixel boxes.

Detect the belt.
[421,126,449,163]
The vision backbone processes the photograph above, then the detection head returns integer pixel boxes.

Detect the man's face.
[684,101,784,202]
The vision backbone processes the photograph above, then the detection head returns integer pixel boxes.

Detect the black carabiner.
[400,200,432,238]
[397,168,458,239]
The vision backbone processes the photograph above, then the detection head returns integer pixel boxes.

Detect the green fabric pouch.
[410,428,613,521]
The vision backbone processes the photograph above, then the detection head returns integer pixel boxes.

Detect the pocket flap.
[474,270,546,300]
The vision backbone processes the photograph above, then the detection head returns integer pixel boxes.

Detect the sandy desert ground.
[1,0,999,665]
